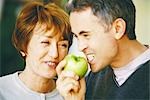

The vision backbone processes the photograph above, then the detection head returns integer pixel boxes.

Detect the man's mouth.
[87,54,95,64]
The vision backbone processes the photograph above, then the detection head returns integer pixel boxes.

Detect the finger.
[56,77,80,96]
[57,71,79,84]
[56,71,80,95]
[56,71,66,85]
[56,70,73,84]
[56,59,67,76]
[62,71,79,80]
[56,75,79,86]
[63,82,78,93]
[57,77,79,88]
[57,82,74,98]
[64,78,80,93]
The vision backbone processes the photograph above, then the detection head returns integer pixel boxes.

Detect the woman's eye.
[41,41,50,45]
[62,44,67,48]
[60,44,67,48]
[58,40,69,49]
[59,43,68,48]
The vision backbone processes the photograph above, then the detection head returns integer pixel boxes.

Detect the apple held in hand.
[64,54,88,78]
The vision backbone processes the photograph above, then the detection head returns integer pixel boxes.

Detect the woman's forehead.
[33,23,64,38]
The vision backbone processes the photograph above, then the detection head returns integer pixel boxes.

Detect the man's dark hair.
[67,0,136,40]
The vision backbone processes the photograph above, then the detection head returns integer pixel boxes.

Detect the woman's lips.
[45,61,57,69]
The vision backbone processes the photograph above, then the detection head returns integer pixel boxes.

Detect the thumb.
[56,59,67,76]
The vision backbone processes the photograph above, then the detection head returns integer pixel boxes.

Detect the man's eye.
[83,34,88,37]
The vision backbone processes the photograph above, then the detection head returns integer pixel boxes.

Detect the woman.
[0,1,72,100]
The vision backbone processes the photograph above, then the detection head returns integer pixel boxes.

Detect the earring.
[20,51,26,57]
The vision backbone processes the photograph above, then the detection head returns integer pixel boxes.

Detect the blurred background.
[0,0,150,76]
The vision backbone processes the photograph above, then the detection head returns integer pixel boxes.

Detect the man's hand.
[56,59,86,100]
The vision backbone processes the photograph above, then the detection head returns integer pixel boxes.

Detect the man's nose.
[78,39,88,52]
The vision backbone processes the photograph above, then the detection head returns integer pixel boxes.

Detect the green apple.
[64,54,88,78]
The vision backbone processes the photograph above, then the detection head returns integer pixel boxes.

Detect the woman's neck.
[19,69,56,93]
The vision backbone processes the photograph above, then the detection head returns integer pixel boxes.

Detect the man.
[56,0,150,100]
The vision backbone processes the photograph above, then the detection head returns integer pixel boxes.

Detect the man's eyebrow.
[71,31,89,38]
[72,31,89,35]
[79,31,89,35]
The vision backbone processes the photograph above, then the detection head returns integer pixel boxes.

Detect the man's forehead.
[70,9,99,35]
[70,7,92,17]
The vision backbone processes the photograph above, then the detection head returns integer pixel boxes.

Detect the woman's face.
[25,24,69,79]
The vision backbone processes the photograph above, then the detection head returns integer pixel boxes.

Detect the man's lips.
[86,54,95,64]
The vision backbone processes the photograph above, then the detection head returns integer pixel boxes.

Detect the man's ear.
[20,51,26,57]
[112,18,126,40]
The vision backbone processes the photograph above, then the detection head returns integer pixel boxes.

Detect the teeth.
[87,54,95,62]
[46,61,56,66]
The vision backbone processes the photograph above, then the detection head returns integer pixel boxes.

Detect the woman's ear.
[113,18,126,40]
[20,51,26,57]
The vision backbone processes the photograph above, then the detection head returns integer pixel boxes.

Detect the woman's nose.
[48,43,58,59]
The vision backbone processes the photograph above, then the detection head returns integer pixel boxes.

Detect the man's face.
[70,8,118,72]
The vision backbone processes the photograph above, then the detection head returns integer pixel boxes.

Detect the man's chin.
[90,64,98,73]
[90,64,106,73]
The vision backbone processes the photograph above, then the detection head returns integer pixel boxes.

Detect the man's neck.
[110,38,148,68]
